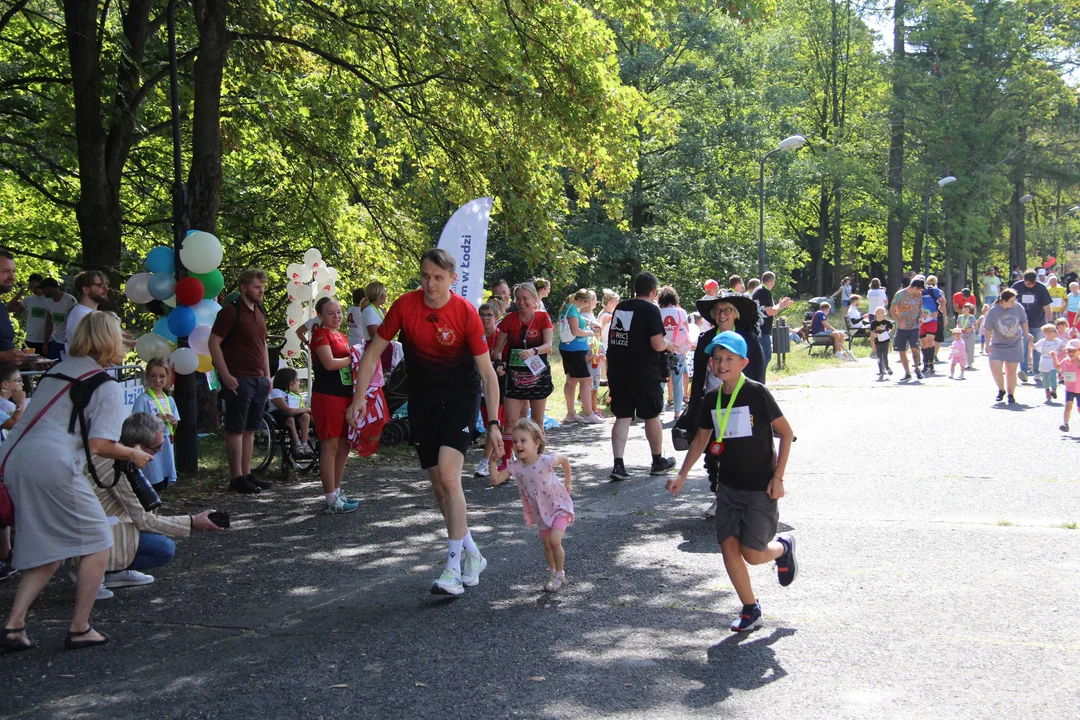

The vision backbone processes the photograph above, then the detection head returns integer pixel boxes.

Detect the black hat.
[695,291,760,332]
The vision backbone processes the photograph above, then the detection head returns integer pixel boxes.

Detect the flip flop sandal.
[2,627,39,653]
[64,627,110,651]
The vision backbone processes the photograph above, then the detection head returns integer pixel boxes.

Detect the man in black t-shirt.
[606,272,677,480]
[665,330,796,633]
[1011,269,1053,383]
[751,271,793,382]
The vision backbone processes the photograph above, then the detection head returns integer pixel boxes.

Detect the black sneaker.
[886,367,893,375]
[247,474,273,490]
[730,601,763,632]
[915,369,923,380]
[230,475,261,494]
[996,390,1006,402]
[900,373,911,381]
[1008,394,1016,404]
[1052,390,1058,400]
[776,533,797,587]
[649,457,677,476]
[609,464,631,481]
[1060,423,1070,432]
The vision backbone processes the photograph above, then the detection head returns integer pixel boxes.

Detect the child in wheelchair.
[268,367,314,458]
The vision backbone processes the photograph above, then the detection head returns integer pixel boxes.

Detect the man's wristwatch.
[487,420,501,429]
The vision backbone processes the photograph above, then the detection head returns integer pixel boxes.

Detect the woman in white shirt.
[866,278,888,316]
[346,281,387,346]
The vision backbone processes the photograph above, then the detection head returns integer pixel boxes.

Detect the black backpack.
[45,370,122,489]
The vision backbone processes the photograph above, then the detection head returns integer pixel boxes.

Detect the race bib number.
[876,332,890,342]
[30,306,46,319]
[1052,298,1064,309]
[1064,372,1077,383]
[1022,294,1035,304]
[52,312,66,324]
[339,367,354,386]
[710,406,752,440]
[509,348,526,368]
[524,353,546,376]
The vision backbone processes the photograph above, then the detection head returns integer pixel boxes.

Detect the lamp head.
[777,135,807,152]
[1068,206,1080,216]
[938,176,957,187]
[1020,193,1034,204]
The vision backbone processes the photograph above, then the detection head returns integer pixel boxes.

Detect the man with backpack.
[209,269,272,494]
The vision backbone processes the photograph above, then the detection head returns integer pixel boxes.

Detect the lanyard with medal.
[148,389,175,442]
[709,375,745,456]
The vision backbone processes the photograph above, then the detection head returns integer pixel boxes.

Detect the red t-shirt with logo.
[378,289,488,397]
[497,311,553,351]
[952,292,977,311]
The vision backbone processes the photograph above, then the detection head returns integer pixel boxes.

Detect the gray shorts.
[893,327,920,352]
[714,484,779,551]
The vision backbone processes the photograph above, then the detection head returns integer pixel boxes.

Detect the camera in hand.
[207,511,230,529]
[116,460,162,512]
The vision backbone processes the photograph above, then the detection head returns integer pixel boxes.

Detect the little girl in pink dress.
[490,418,574,591]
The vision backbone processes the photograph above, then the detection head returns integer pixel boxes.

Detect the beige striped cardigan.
[90,457,191,572]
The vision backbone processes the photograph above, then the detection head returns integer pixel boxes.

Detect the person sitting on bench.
[812,302,848,356]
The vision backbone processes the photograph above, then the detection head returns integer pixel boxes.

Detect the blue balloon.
[167,306,197,338]
[192,298,222,327]
[148,272,177,301]
[145,246,175,274]
[153,316,177,343]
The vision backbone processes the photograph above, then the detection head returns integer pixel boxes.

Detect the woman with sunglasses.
[493,282,555,461]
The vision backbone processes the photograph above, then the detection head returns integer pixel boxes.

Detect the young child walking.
[868,307,893,379]
[132,357,180,493]
[268,367,315,457]
[956,303,977,370]
[1053,340,1080,432]
[1034,323,1062,402]
[978,304,990,354]
[489,418,575,592]
[948,327,967,379]
[665,331,796,632]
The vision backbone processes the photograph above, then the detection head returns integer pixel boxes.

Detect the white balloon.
[180,231,224,274]
[324,267,339,283]
[188,325,213,355]
[314,286,337,303]
[170,347,200,375]
[286,262,312,284]
[286,302,308,329]
[287,279,306,303]
[135,333,171,362]
[303,248,322,268]
[125,273,154,304]
[282,334,304,361]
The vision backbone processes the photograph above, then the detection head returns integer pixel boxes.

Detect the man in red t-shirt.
[952,288,977,316]
[348,249,503,596]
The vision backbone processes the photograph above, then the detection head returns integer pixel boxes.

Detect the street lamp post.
[1014,193,1034,274]
[923,175,956,275]
[758,135,807,277]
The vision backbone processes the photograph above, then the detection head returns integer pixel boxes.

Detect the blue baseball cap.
[704,330,747,359]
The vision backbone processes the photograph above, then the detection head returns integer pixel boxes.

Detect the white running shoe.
[562,414,585,424]
[474,459,490,477]
[461,551,487,587]
[103,570,154,588]
[67,570,113,599]
[431,568,464,596]
[544,574,566,592]
[581,413,604,425]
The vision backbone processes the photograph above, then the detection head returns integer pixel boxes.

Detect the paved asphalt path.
[2,356,1079,719]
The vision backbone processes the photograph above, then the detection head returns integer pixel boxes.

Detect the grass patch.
[1058,521,1078,530]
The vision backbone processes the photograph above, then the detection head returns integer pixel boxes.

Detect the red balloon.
[175,276,206,306]
[1048,256,1057,265]
[1044,261,1052,269]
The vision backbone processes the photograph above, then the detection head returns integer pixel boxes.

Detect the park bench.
[844,315,871,351]
[801,317,835,357]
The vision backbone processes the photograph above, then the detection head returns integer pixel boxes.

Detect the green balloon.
[192,269,225,299]
[222,290,240,304]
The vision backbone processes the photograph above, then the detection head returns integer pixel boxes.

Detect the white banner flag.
[437,197,492,307]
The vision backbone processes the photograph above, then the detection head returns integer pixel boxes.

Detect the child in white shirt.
[268,367,314,457]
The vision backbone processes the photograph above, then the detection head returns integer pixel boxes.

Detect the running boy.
[665,331,796,632]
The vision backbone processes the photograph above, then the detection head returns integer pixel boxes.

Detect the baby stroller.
[379,362,410,447]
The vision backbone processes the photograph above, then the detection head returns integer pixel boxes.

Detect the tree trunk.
[1010,125,1028,273]
[187,0,231,234]
[886,0,906,292]
[832,183,842,286]
[814,185,830,297]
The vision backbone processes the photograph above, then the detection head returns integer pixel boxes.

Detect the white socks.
[325,492,338,506]
[462,530,478,555]
[447,539,463,573]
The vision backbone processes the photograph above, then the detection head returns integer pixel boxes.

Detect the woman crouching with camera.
[88,412,223,592]
[1,312,153,652]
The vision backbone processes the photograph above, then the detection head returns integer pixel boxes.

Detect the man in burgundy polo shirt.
[209,268,272,494]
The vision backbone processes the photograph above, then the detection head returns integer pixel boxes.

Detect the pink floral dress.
[508,453,574,529]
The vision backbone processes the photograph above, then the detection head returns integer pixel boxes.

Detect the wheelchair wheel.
[251,414,275,473]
